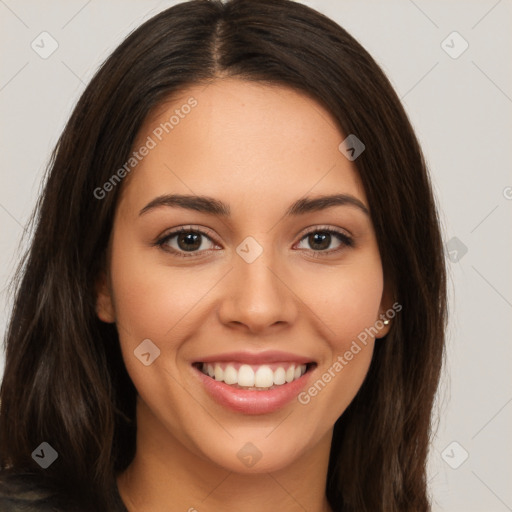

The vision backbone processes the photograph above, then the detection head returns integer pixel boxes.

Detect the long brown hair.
[0,1,447,510]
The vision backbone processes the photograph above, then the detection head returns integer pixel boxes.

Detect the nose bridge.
[219,234,297,331]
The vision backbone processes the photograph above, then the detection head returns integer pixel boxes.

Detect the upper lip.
[194,350,315,365]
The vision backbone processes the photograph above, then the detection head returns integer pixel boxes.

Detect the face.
[96,78,391,474]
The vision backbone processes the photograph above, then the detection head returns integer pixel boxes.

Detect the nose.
[217,244,298,334]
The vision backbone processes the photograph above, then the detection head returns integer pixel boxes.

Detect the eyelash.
[155,225,354,259]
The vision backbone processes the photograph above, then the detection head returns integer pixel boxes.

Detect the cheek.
[109,234,212,342]
[294,259,384,348]
[293,265,383,430]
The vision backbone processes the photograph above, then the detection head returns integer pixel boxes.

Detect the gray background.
[1,0,511,510]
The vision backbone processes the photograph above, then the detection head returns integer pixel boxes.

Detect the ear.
[95,270,116,323]
[374,282,396,339]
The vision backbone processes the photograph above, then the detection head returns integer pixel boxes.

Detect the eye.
[295,227,354,257]
[155,225,354,259]
[156,226,219,257]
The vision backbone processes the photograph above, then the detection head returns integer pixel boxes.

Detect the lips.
[191,351,317,414]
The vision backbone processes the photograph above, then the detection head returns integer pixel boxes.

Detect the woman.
[0,0,447,510]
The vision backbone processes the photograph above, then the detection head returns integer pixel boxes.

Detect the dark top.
[0,471,129,511]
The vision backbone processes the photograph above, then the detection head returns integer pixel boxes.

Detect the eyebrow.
[139,193,370,217]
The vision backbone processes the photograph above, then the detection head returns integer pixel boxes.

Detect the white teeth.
[223,365,238,385]
[273,367,286,385]
[238,364,255,387]
[200,362,309,389]
[214,365,224,382]
[254,366,274,388]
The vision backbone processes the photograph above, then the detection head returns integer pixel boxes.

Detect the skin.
[96,78,392,512]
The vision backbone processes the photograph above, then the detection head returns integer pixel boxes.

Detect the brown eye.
[157,227,218,257]
[176,232,202,251]
[296,228,354,256]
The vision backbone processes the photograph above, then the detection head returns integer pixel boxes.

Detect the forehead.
[119,78,367,215]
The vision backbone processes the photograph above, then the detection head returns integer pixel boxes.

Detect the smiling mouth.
[193,361,317,391]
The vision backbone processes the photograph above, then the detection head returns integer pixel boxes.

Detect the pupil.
[310,232,330,250]
[179,232,201,251]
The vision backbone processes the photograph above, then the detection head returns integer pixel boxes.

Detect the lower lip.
[193,365,315,415]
